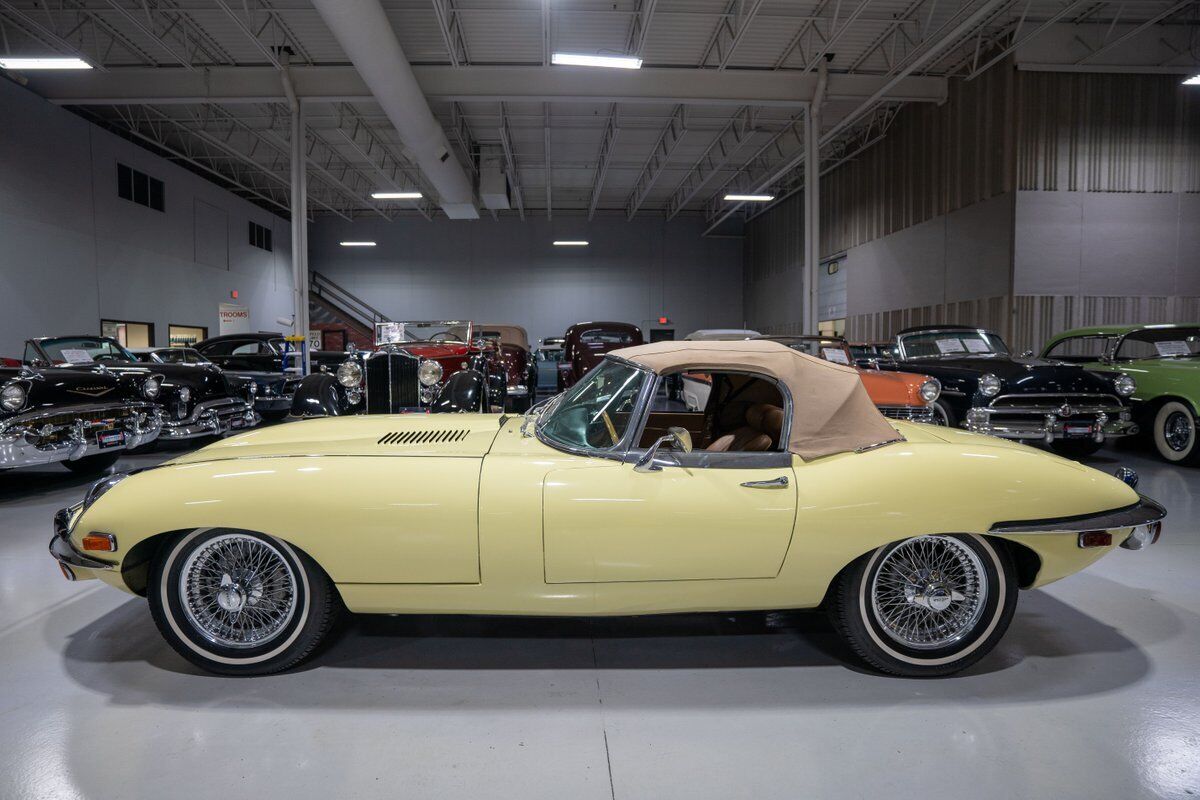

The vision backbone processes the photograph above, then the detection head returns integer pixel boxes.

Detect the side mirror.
[634,426,693,473]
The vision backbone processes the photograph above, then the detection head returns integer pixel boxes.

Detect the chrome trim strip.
[989,495,1166,534]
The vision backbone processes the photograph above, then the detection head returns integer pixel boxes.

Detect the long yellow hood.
[168,413,507,464]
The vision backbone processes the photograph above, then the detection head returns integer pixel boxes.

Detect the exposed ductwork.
[310,0,479,219]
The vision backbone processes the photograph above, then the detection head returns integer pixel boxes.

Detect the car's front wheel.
[1152,401,1199,465]
[829,534,1017,677]
[149,529,340,676]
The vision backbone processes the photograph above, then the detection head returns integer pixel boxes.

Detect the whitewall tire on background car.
[830,534,1017,677]
[149,529,340,676]
[1152,401,1199,465]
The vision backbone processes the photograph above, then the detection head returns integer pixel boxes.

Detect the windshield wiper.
[521,393,560,437]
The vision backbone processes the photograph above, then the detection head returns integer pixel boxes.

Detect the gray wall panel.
[1079,193,1178,297]
[309,215,743,344]
[0,78,294,354]
[1013,191,1083,296]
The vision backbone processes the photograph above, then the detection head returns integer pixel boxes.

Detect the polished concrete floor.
[1,435,1197,799]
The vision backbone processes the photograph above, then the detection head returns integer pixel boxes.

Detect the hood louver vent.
[377,429,471,446]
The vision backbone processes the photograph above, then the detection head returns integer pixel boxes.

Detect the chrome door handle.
[740,476,789,489]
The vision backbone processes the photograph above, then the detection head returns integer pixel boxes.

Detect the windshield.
[538,360,648,452]
[1117,328,1200,360]
[900,330,1009,359]
[376,321,474,346]
[580,329,635,345]
[34,336,134,365]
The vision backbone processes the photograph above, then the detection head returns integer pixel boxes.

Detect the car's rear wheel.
[62,452,120,474]
[830,534,1017,677]
[1152,401,1199,465]
[1050,438,1104,459]
[149,529,340,676]
[933,400,956,428]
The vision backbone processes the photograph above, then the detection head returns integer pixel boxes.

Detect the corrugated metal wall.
[1016,72,1200,193]
[847,296,1009,343]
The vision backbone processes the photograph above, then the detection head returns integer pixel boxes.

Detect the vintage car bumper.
[253,395,293,413]
[963,394,1138,443]
[50,503,116,580]
[991,492,1165,551]
[877,405,936,424]
[160,398,260,440]
[0,402,161,469]
[506,383,530,398]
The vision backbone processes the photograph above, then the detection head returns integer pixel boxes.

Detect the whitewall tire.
[149,529,340,676]
[830,534,1017,677]
[1152,401,1199,465]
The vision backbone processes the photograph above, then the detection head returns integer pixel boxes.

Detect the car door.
[542,454,796,583]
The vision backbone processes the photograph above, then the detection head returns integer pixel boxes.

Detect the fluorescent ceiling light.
[1184,74,1200,85]
[0,57,92,70]
[551,52,642,70]
[339,241,377,247]
[371,191,423,200]
[724,193,775,202]
[553,240,589,246]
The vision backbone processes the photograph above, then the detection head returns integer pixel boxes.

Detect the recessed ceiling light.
[551,52,642,70]
[724,193,775,202]
[553,240,589,246]
[1184,74,1200,85]
[371,191,423,200]
[0,57,92,70]
[339,241,377,247]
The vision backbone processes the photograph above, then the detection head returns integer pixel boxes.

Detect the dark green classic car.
[1042,324,1200,464]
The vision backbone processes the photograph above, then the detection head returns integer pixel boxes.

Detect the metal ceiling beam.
[431,0,469,67]
[1076,0,1194,62]
[965,0,1093,79]
[543,103,552,219]
[700,0,765,69]
[625,104,685,219]
[212,0,283,69]
[102,0,194,70]
[587,109,619,221]
[497,103,525,220]
[0,1,109,71]
[334,103,434,220]
[664,107,754,220]
[625,0,658,56]
[29,65,948,107]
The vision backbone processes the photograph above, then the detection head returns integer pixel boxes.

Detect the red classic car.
[557,321,644,391]
[291,320,506,417]
[460,324,537,412]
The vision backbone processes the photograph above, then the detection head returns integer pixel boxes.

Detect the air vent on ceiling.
[377,429,470,445]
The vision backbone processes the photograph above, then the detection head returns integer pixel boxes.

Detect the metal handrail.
[310,271,388,328]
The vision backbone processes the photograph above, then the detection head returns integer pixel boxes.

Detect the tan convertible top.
[613,339,903,460]
[476,324,529,350]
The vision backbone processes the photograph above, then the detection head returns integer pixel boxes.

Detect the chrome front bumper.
[254,395,293,413]
[50,503,115,578]
[506,384,529,398]
[0,403,162,469]
[160,398,261,440]
[963,396,1138,443]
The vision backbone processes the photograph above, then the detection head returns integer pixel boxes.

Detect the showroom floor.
[1,439,1197,799]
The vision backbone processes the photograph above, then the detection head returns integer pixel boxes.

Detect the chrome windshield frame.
[534,355,657,462]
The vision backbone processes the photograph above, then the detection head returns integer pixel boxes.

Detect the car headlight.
[336,360,362,388]
[177,386,191,404]
[418,360,444,387]
[919,378,941,403]
[246,381,258,397]
[1,382,27,412]
[1114,373,1136,397]
[141,376,160,399]
[979,373,1002,397]
[83,472,128,512]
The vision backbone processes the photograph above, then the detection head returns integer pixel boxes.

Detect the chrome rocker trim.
[160,398,261,440]
[988,494,1166,534]
[50,503,116,573]
[0,402,162,469]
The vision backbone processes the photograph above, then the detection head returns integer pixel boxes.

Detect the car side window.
[1045,336,1111,363]
[230,342,262,356]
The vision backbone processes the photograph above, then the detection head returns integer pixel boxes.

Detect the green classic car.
[1042,324,1200,464]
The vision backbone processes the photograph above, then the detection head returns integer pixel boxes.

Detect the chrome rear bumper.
[0,403,162,469]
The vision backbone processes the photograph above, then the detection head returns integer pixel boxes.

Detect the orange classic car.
[760,335,945,424]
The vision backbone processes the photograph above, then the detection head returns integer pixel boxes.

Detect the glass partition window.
[168,325,207,348]
[538,360,648,452]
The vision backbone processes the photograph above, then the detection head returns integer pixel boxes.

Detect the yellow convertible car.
[50,340,1165,677]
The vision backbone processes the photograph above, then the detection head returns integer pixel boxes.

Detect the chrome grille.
[377,429,470,445]
[365,351,420,413]
[878,406,936,423]
[989,393,1121,411]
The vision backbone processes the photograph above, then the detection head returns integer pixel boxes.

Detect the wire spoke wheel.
[179,533,298,649]
[870,535,988,650]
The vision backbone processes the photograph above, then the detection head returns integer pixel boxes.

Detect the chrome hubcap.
[1164,411,1192,452]
[871,536,987,650]
[179,534,297,649]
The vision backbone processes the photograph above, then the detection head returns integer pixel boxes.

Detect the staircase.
[309,271,384,351]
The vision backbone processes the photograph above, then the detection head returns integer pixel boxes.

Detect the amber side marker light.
[81,533,118,552]
[1078,531,1112,549]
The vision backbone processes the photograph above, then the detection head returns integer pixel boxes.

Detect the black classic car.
[23,336,259,442]
[291,320,504,418]
[1,359,162,473]
[195,332,340,419]
[880,325,1139,457]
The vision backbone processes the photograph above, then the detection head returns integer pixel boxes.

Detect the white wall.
[309,215,743,344]
[0,77,294,355]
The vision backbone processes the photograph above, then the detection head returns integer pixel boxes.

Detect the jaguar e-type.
[50,341,1164,677]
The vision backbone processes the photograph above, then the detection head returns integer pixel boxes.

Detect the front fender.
[433,370,487,413]
[290,373,345,418]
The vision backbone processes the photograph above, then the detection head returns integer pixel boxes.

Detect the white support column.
[803,104,820,335]
[290,98,311,375]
